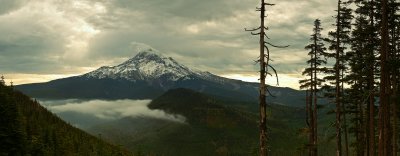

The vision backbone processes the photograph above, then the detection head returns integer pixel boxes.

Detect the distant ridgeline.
[0,84,132,156]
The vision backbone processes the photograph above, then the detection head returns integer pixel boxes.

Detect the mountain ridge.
[16,46,306,107]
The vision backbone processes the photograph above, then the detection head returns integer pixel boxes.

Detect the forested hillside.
[0,84,132,156]
[87,88,318,156]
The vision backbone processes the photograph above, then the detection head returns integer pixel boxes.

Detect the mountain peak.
[83,47,203,82]
[129,50,166,64]
[134,49,160,58]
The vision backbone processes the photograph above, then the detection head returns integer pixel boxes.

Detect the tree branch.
[265,42,290,48]
[245,27,261,32]
[268,64,280,86]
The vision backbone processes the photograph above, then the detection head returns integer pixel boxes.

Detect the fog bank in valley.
[40,99,186,128]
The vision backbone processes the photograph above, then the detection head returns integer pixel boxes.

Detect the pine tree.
[392,19,400,156]
[345,0,381,155]
[0,86,26,155]
[347,12,369,156]
[299,19,327,156]
[323,0,353,155]
[378,0,391,155]
[388,1,400,155]
[351,1,382,155]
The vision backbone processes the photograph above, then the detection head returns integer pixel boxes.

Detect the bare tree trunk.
[341,74,349,156]
[308,31,316,156]
[396,25,400,156]
[313,31,318,156]
[310,64,315,156]
[369,0,376,155]
[369,80,375,156]
[246,1,283,155]
[396,24,400,156]
[393,75,398,156]
[306,90,313,156]
[390,13,398,156]
[378,0,390,155]
[259,0,268,155]
[336,1,342,156]
[358,95,366,156]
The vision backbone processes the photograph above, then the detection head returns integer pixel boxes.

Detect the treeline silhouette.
[0,83,133,156]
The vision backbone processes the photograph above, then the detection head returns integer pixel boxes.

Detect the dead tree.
[246,0,288,155]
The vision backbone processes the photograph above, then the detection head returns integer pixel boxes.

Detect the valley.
[11,49,337,155]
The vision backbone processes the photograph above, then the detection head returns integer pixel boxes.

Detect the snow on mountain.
[83,47,209,82]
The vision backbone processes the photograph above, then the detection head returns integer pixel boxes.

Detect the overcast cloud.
[0,0,338,89]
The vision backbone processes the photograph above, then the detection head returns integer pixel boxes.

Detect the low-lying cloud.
[41,99,186,127]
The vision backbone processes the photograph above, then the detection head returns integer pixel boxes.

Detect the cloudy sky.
[0,0,338,89]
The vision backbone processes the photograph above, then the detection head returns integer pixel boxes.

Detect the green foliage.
[0,85,133,156]
[89,88,321,156]
[0,85,25,155]
[300,19,328,90]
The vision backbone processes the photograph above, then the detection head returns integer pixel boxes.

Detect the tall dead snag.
[378,0,391,155]
[245,0,288,155]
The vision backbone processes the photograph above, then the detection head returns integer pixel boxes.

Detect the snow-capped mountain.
[81,47,227,87]
[83,49,205,82]
[16,44,305,107]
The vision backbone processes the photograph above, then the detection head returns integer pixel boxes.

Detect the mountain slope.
[86,88,308,156]
[0,84,132,156]
[17,47,305,107]
[84,50,201,82]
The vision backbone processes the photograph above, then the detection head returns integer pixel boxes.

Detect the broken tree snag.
[245,0,288,155]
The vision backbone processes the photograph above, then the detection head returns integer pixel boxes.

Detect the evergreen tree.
[0,84,133,156]
[347,13,370,156]
[299,19,327,156]
[350,0,382,155]
[323,0,353,155]
[378,0,390,155]
[0,86,25,155]
[388,1,400,155]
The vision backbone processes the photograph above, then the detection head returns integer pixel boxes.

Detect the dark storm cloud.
[0,0,339,87]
